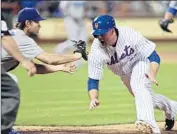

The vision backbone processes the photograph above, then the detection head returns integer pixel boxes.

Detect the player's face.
[28,21,41,35]
[95,29,115,46]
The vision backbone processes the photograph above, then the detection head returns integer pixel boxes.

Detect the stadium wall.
[37,18,177,44]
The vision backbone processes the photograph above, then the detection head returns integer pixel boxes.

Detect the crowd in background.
[2,0,171,29]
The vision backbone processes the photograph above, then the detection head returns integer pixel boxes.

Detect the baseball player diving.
[87,15,177,134]
[159,0,177,33]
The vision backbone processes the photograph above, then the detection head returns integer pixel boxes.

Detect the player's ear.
[111,28,115,35]
[25,20,31,28]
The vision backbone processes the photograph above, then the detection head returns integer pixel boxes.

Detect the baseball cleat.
[164,118,175,131]
[135,120,161,134]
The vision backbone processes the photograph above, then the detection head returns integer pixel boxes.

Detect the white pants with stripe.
[121,60,177,130]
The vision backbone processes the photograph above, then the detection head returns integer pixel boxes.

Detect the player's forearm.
[147,51,160,78]
[35,63,65,74]
[88,89,99,100]
[2,36,26,63]
[149,62,160,78]
[48,53,82,65]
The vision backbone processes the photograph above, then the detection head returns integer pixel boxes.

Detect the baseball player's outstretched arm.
[36,52,82,65]
[87,51,104,110]
[88,78,100,110]
[34,62,76,74]
[2,35,37,77]
[146,62,160,86]
[146,51,161,86]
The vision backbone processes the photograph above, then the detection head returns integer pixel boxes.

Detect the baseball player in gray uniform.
[1,15,36,134]
[2,8,88,76]
[87,15,177,134]
[2,8,88,134]
[55,1,88,68]
[159,0,177,32]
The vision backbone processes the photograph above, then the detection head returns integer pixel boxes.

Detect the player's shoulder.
[118,26,137,33]
[117,26,141,39]
[13,29,37,45]
[91,39,102,49]
[12,28,26,37]
[90,39,103,54]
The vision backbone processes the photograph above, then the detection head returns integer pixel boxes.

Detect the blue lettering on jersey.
[107,45,134,65]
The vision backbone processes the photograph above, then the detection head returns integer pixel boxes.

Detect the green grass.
[11,43,177,126]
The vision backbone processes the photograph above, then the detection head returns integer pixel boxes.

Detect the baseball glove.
[159,19,174,33]
[72,40,88,61]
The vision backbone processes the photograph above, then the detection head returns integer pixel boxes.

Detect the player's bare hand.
[89,99,100,110]
[74,53,82,59]
[21,59,37,77]
[61,63,77,74]
[145,73,158,86]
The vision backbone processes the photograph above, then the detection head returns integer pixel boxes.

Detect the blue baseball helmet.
[92,15,116,36]
[17,8,45,22]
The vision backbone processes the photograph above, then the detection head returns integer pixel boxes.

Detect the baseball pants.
[1,67,20,134]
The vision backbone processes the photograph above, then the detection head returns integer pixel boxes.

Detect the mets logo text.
[95,23,98,29]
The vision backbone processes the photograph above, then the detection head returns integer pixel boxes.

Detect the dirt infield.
[14,122,177,134]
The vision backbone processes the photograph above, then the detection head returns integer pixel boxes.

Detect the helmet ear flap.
[109,28,114,36]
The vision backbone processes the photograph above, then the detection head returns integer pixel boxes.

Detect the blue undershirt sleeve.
[88,78,99,91]
[148,50,161,64]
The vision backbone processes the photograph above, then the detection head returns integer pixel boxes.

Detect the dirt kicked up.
[14,122,177,134]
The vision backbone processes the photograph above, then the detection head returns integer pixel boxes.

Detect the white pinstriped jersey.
[169,1,177,9]
[88,26,156,80]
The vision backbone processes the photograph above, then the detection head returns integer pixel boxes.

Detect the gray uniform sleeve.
[13,36,44,60]
[1,32,44,71]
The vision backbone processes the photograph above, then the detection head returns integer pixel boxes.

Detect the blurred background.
[2,0,177,128]
[2,0,177,43]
